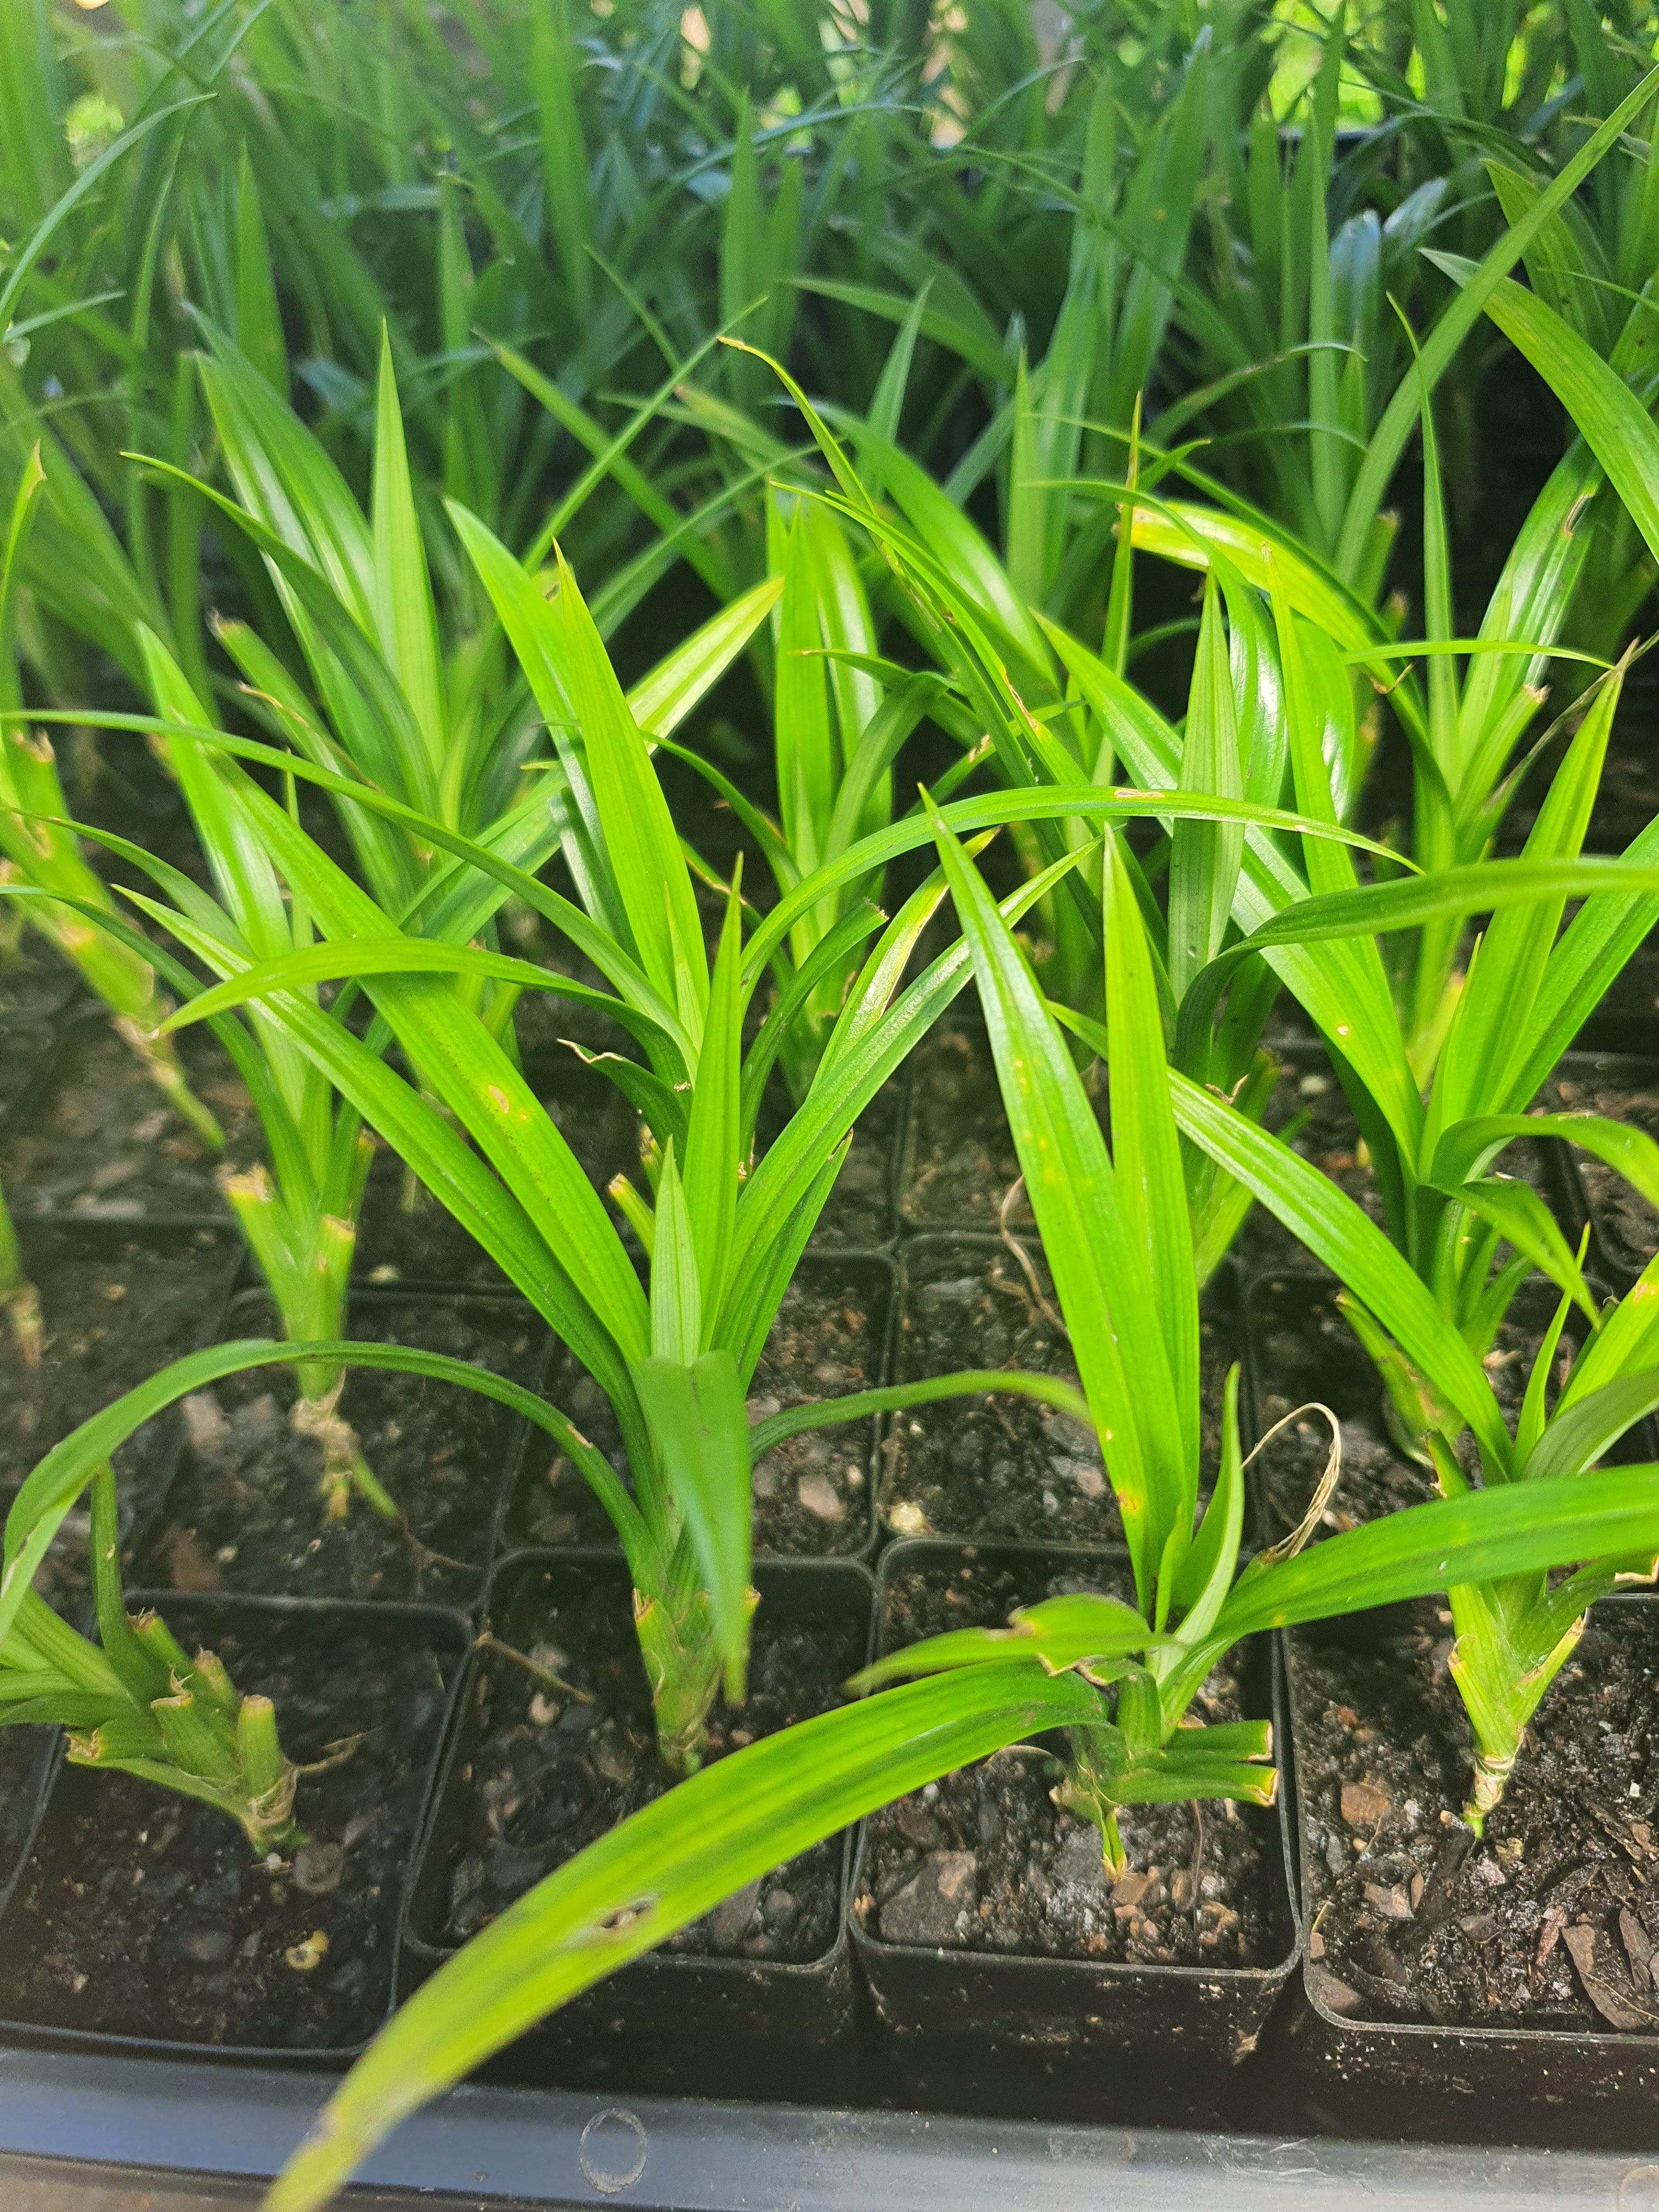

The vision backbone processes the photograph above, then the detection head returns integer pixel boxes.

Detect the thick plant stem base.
[632,1584,760,1776]
[1462,1747,1516,1836]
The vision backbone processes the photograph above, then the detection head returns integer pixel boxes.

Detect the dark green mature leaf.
[1432,257,1659,569]
[1334,62,1659,582]
[0,97,210,335]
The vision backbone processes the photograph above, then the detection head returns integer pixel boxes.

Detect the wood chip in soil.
[1290,1599,1659,2032]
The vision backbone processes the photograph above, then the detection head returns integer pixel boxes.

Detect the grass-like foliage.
[252,811,1659,2212]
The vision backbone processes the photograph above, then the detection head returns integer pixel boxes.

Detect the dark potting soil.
[813,1082,900,1250]
[753,1077,900,1252]
[0,1611,456,2049]
[882,1237,1233,1545]
[855,1552,1286,1970]
[1585,929,1659,1035]
[129,1295,548,1606]
[1499,658,1659,860]
[0,943,76,1027]
[0,1020,54,1119]
[426,1564,861,1963]
[0,1482,92,1616]
[899,1021,1034,1232]
[0,1018,252,1220]
[0,1730,50,1892]
[1543,1056,1659,1278]
[1245,1275,1595,1540]
[1290,1599,1659,2034]
[0,1225,238,1499]
[506,1257,887,1558]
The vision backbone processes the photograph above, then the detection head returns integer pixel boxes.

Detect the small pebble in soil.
[1291,1602,1659,2032]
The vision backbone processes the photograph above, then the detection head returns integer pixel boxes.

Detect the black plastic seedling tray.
[10,1014,1659,2205]
[4,2055,1659,2209]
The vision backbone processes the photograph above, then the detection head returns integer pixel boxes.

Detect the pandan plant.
[249,800,1659,2212]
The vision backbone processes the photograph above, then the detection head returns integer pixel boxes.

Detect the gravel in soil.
[0,1224,238,1504]
[1542,1056,1659,1278]
[129,1294,548,1605]
[883,1237,1233,1545]
[855,1553,1288,1970]
[506,1257,887,1558]
[1245,1274,1601,1538]
[1,1018,252,1220]
[0,1611,456,2049]
[1290,1600,1659,2033]
[425,1563,863,1963]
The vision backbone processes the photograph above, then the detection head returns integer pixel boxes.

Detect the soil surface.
[1291,1599,1659,2032]
[754,1079,900,1252]
[1543,1056,1659,1278]
[855,1551,1288,1970]
[1590,930,1659,1034]
[0,1020,55,1120]
[1499,659,1659,859]
[882,1237,1233,1544]
[899,1021,1036,1231]
[0,1731,52,1893]
[129,1294,548,1606]
[0,1609,456,2049]
[815,1084,901,1250]
[422,1560,865,1963]
[506,1257,888,1558]
[0,1224,239,1503]
[1,1018,252,1220]
[0,943,76,1028]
